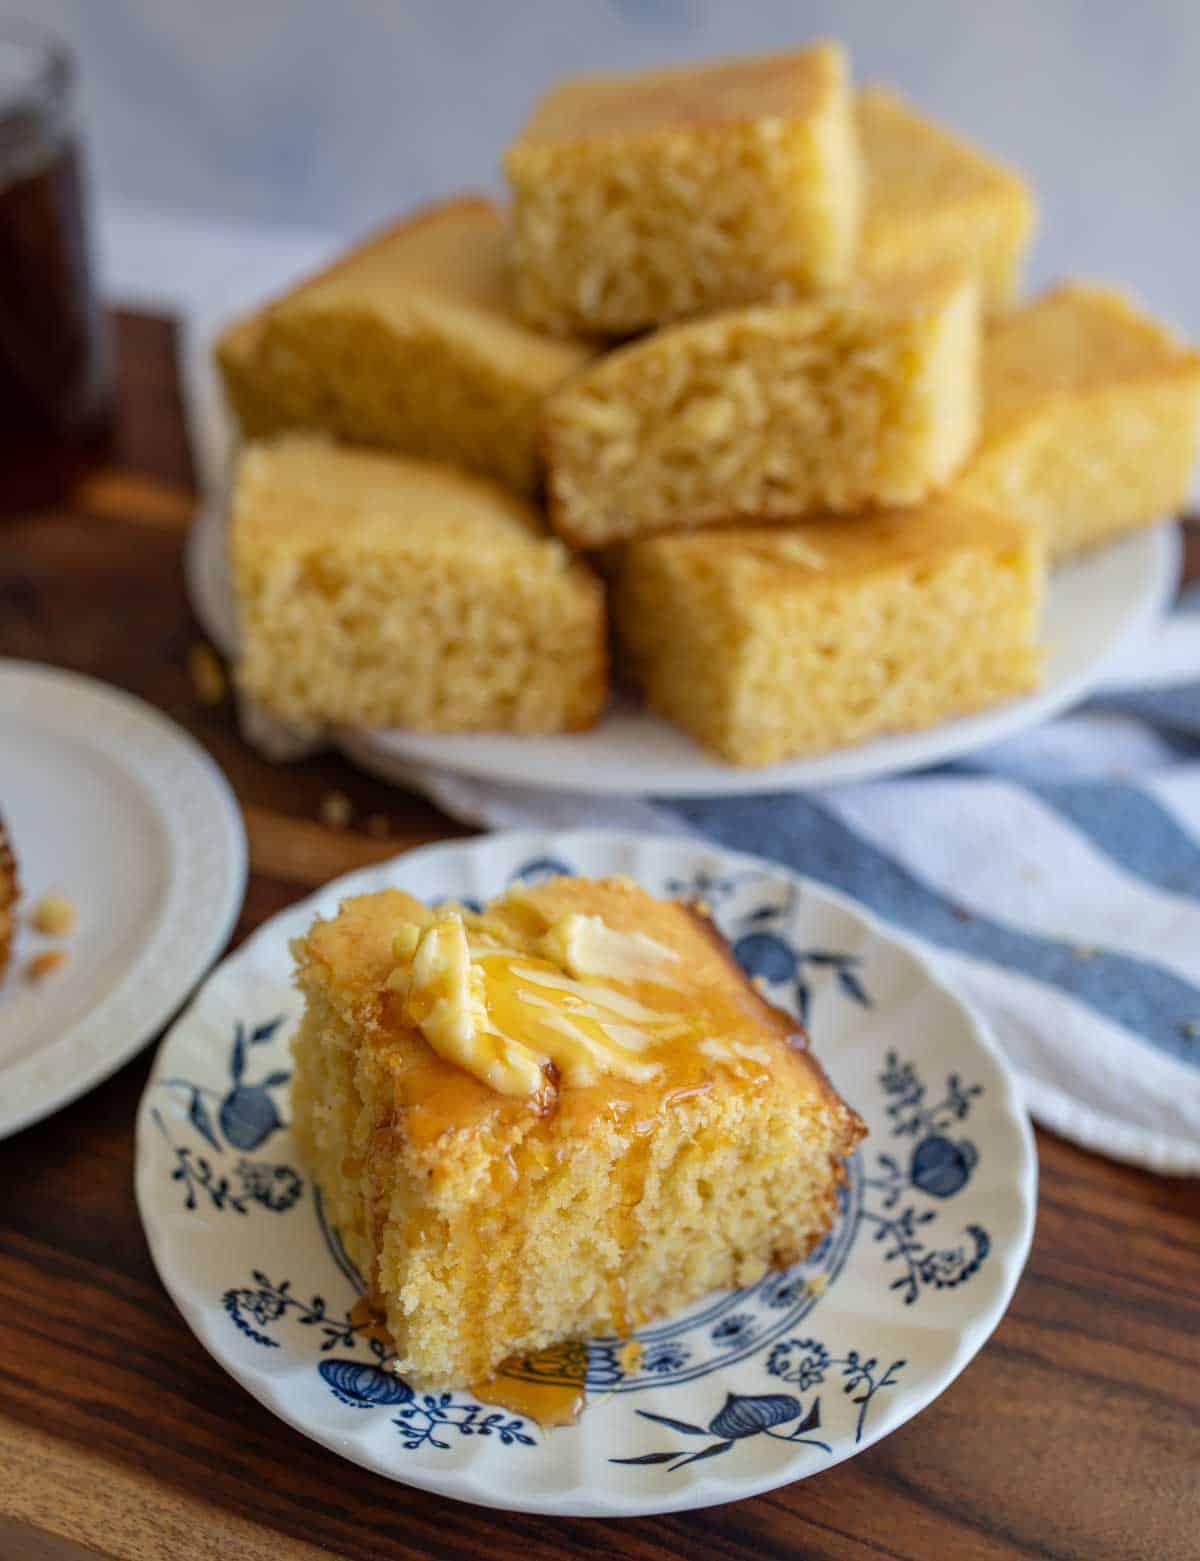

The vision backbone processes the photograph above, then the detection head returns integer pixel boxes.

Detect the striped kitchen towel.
[419,587,1200,1176]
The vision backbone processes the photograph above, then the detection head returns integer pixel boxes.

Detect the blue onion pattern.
[710,1392,803,1438]
[612,1392,830,1470]
[395,1396,535,1451]
[319,1359,413,1408]
[509,856,574,885]
[910,1135,978,1198]
[710,1312,755,1344]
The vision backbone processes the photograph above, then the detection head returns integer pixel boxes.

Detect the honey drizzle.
[617,1338,643,1376]
[471,1354,588,1429]
[349,1295,394,1354]
[606,1123,654,1337]
[471,1332,647,1428]
[349,1290,644,1430]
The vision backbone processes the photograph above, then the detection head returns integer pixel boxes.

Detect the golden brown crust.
[504,45,859,335]
[679,899,867,1157]
[955,281,1200,561]
[611,491,1044,766]
[215,194,502,372]
[855,84,1036,315]
[297,875,865,1160]
[512,43,845,145]
[0,813,17,984]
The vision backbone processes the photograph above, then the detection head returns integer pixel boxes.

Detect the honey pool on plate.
[349,1298,591,1428]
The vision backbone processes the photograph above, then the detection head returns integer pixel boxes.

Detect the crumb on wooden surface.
[30,893,76,937]
[320,791,353,830]
[188,642,227,706]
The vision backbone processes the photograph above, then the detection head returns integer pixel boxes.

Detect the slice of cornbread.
[291,874,864,1388]
[614,496,1044,766]
[955,282,1200,561]
[504,43,862,336]
[857,86,1036,315]
[215,196,593,497]
[0,815,16,983]
[230,436,607,734]
[543,269,980,547]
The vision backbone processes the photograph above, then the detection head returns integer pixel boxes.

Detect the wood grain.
[0,311,1197,1561]
[0,1414,328,1561]
[243,802,454,887]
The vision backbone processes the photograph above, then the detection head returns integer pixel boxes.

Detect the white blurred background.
[18,0,1200,335]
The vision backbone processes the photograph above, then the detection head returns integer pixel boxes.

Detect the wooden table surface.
[0,312,1197,1561]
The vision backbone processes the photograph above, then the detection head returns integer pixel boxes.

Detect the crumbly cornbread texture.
[290,875,865,1388]
[504,43,862,336]
[215,196,593,497]
[857,86,1036,315]
[543,269,980,547]
[955,282,1200,561]
[0,816,16,982]
[614,497,1044,766]
[230,436,607,735]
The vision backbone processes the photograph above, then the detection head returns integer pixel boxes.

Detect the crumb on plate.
[31,893,76,937]
[26,949,67,983]
[188,641,227,706]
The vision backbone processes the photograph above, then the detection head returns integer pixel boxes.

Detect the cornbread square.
[0,816,16,982]
[543,269,980,547]
[230,436,607,734]
[956,283,1200,561]
[215,197,593,497]
[857,86,1036,316]
[614,496,1044,766]
[291,875,863,1388]
[504,43,861,336]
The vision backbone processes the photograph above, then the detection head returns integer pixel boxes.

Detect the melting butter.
[390,910,695,1097]
[394,914,545,1097]
[540,913,685,988]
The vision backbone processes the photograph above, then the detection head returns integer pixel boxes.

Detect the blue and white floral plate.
[136,830,1036,1518]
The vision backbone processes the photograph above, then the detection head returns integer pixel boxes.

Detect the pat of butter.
[396,914,545,1097]
[387,909,687,1098]
[539,913,683,987]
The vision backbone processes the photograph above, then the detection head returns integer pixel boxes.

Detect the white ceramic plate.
[136,830,1036,1517]
[0,661,247,1139]
[184,476,1179,796]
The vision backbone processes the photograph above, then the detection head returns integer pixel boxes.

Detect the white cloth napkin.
[107,204,1200,1179]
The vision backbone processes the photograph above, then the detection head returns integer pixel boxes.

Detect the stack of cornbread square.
[218,41,1200,767]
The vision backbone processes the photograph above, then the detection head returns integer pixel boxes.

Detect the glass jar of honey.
[0,22,112,513]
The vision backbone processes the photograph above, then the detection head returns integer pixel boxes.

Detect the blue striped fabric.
[668,791,1200,1070]
[1019,780,1200,900]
